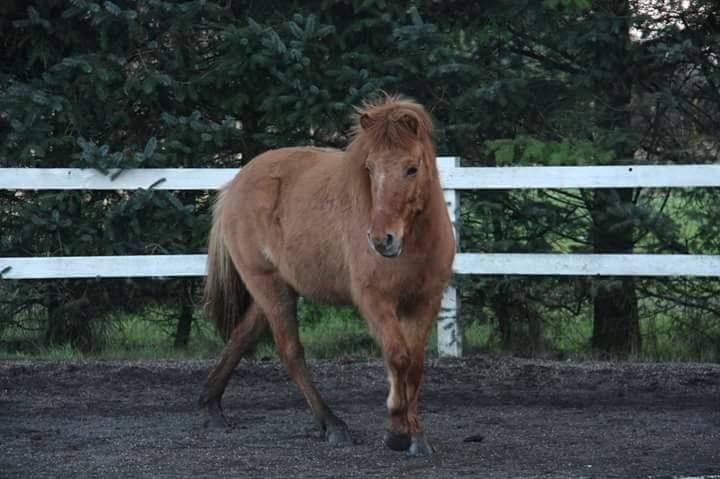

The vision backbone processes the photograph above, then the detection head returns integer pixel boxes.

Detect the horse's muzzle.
[367,232,403,258]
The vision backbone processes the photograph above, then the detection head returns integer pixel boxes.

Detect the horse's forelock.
[350,95,434,151]
[352,96,437,183]
[345,95,438,211]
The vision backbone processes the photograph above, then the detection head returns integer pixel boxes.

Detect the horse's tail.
[204,189,252,342]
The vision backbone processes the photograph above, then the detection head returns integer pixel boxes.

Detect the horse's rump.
[203,189,253,341]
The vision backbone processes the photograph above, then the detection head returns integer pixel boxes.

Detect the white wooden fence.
[3,159,720,357]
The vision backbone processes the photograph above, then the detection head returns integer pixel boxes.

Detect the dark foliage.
[1,0,718,357]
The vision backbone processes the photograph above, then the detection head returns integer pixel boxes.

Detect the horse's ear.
[360,113,374,130]
[398,113,419,136]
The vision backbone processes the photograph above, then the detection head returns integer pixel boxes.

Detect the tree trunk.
[44,194,98,352]
[589,188,641,355]
[489,194,515,351]
[493,290,513,351]
[527,308,544,356]
[589,0,640,357]
[174,280,194,349]
[591,276,640,354]
[45,286,94,352]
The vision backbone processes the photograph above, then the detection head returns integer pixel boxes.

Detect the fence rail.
[3,163,720,190]
[4,253,719,280]
[2,159,720,357]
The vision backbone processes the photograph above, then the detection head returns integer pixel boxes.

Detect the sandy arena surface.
[1,356,719,478]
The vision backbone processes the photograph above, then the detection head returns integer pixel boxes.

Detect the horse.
[198,95,455,455]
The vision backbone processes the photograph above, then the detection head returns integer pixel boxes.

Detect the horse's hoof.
[409,433,435,456]
[326,427,353,447]
[384,430,412,451]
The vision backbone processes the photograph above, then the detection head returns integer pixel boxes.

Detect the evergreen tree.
[1,0,718,357]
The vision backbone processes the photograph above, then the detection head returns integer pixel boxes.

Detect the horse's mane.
[344,95,436,210]
[349,94,434,151]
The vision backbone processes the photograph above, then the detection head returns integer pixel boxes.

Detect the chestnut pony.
[199,96,455,455]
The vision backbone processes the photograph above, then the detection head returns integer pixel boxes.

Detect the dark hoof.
[384,430,412,451]
[326,427,353,447]
[202,414,228,429]
[409,433,435,456]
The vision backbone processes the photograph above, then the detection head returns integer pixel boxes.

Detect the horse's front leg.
[358,289,413,452]
[399,294,443,456]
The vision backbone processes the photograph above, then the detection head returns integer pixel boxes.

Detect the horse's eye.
[406,166,418,177]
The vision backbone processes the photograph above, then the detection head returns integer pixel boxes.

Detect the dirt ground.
[1,356,719,479]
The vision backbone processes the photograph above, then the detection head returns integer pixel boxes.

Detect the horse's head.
[354,98,436,258]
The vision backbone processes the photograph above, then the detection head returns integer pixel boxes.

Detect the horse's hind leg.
[198,301,267,427]
[244,271,352,446]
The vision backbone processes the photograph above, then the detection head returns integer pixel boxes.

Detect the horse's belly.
[281,256,353,306]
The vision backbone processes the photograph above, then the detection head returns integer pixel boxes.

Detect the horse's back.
[237,146,343,181]
[222,147,354,304]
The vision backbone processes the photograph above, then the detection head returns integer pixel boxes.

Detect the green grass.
[2,301,718,362]
[0,303,379,361]
[98,313,224,360]
[639,312,720,362]
[300,314,377,358]
[0,309,224,361]
[0,304,491,361]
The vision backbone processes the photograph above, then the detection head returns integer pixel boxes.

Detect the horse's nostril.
[368,231,398,254]
[384,233,395,247]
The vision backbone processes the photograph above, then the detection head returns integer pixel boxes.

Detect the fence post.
[437,157,462,357]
